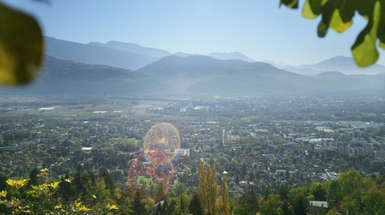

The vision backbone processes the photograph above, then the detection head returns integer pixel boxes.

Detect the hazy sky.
[5,0,384,65]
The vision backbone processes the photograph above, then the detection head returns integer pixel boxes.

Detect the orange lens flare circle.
[144,122,181,165]
[128,152,174,202]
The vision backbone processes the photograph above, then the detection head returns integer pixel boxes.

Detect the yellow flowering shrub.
[106,203,119,210]
[26,181,60,198]
[0,190,6,198]
[72,199,90,212]
[37,168,49,177]
[48,181,60,189]
[6,178,28,189]
[26,189,38,198]
[77,205,90,212]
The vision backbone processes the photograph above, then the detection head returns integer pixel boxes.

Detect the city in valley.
[1,94,384,197]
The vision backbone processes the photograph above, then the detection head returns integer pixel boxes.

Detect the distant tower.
[228,129,232,143]
[222,128,226,146]
[266,136,271,145]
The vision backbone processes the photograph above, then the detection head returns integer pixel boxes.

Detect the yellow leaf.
[302,0,318,19]
[107,203,119,210]
[75,201,81,208]
[352,1,381,67]
[48,181,60,189]
[0,190,6,198]
[26,190,38,198]
[78,205,90,212]
[40,168,48,173]
[54,204,63,210]
[330,9,352,33]
[6,178,28,189]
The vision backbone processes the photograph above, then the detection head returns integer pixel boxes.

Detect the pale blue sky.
[5,0,383,65]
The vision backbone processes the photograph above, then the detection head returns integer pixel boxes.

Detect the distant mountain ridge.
[44,36,385,75]
[45,37,165,70]
[301,56,385,75]
[1,56,165,96]
[277,56,385,76]
[137,55,385,96]
[209,52,255,62]
[137,55,306,96]
[89,41,170,58]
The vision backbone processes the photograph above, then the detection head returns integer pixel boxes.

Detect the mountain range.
[209,52,255,62]
[1,37,384,97]
[281,56,385,75]
[138,55,385,96]
[45,37,166,70]
[88,41,170,59]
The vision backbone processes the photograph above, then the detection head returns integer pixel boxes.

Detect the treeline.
[0,165,384,214]
[255,169,385,215]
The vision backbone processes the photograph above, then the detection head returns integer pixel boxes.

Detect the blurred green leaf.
[379,42,385,50]
[302,0,318,19]
[351,1,381,67]
[355,0,375,18]
[377,0,385,49]
[316,1,338,38]
[282,0,385,67]
[0,2,44,85]
[330,10,352,33]
[339,0,355,22]
[280,0,298,9]
[317,21,329,38]
[308,0,327,15]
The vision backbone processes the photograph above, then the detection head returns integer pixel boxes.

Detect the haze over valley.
[2,36,384,98]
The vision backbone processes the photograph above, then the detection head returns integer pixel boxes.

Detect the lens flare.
[144,122,181,165]
[128,152,174,202]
